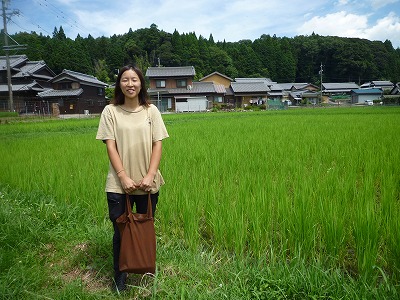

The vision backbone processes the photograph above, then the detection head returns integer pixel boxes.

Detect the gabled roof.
[13,61,56,79]
[38,88,84,98]
[146,66,196,77]
[231,81,271,93]
[235,77,274,84]
[199,71,233,82]
[289,90,319,99]
[0,55,29,70]
[360,81,393,88]
[269,83,285,91]
[148,81,225,95]
[51,69,107,87]
[0,81,44,92]
[351,88,382,95]
[390,82,400,95]
[322,82,359,91]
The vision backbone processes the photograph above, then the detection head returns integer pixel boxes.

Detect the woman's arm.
[139,140,162,192]
[105,139,138,193]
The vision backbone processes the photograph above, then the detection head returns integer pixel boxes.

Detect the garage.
[175,96,208,112]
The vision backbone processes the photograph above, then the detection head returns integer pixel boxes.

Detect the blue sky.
[5,0,400,48]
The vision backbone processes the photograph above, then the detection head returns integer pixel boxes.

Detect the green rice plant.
[1,107,400,285]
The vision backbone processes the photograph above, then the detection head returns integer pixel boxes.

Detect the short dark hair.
[112,65,150,106]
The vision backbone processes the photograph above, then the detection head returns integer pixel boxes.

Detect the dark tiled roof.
[38,88,84,98]
[0,55,28,70]
[13,61,55,79]
[0,81,44,92]
[51,70,107,87]
[146,66,195,77]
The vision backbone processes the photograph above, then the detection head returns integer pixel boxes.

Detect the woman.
[96,65,169,292]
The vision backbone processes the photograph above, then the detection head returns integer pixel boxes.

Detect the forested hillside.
[2,23,400,85]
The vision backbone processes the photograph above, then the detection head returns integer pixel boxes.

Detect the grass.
[0,106,399,299]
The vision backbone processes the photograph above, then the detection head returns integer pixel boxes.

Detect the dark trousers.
[107,192,158,276]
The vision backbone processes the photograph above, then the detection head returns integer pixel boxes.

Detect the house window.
[98,88,104,96]
[216,96,223,103]
[168,98,172,109]
[156,80,166,88]
[61,82,72,89]
[176,79,187,88]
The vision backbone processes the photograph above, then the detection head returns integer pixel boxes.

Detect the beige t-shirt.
[96,104,169,195]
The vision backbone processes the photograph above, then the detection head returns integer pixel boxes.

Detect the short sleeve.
[150,105,169,142]
[96,105,115,141]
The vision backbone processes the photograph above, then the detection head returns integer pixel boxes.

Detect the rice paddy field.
[1,106,400,299]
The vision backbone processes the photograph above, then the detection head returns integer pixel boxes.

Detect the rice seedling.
[1,106,399,298]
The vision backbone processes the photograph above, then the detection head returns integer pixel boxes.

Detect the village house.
[0,55,107,115]
[351,88,383,104]
[146,66,226,112]
[360,80,394,91]
[0,55,55,113]
[38,69,107,115]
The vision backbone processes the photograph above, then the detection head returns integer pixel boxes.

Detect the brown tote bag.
[116,193,156,274]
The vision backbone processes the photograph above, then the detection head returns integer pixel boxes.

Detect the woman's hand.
[120,175,139,194]
[138,174,154,192]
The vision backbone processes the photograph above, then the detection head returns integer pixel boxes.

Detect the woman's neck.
[122,98,140,110]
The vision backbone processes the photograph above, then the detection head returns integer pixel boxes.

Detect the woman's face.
[120,69,142,100]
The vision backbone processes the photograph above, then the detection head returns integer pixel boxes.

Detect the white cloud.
[370,0,399,9]
[298,11,369,37]
[364,12,400,44]
[297,10,400,48]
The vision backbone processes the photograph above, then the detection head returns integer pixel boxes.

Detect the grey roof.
[0,81,44,92]
[231,81,271,93]
[269,83,285,91]
[278,83,308,90]
[38,88,84,98]
[51,69,107,87]
[234,77,274,84]
[322,82,359,90]
[290,90,319,98]
[0,55,28,70]
[146,66,196,77]
[13,61,55,79]
[148,81,225,95]
[360,80,393,89]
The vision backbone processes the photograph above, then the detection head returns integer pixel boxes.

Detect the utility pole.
[2,0,13,111]
[2,0,25,112]
[319,62,323,104]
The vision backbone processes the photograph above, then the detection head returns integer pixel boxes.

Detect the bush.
[0,112,18,118]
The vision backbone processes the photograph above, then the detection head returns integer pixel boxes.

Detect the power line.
[35,0,89,34]
[10,0,90,37]
[9,11,52,35]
